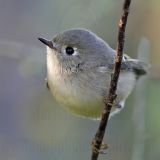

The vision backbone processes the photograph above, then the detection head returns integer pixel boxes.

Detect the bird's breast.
[46,50,136,119]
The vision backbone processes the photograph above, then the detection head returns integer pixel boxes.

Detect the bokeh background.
[0,0,160,159]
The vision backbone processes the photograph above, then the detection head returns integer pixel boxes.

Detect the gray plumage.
[39,28,149,119]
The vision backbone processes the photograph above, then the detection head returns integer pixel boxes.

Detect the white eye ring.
[62,46,78,56]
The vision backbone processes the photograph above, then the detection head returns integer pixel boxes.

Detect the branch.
[91,0,132,160]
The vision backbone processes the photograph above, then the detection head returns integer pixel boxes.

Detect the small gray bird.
[38,28,149,119]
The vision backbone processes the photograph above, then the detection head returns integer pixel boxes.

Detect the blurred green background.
[0,0,160,160]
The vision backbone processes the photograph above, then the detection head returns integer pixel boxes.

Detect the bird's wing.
[98,54,149,77]
[121,54,150,76]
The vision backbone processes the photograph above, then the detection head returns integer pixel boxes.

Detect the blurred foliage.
[0,0,160,160]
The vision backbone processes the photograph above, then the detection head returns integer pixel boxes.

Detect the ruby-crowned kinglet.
[38,28,149,119]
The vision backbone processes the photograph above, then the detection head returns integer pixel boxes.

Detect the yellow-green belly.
[48,80,104,119]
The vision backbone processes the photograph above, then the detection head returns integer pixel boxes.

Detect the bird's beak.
[38,37,56,50]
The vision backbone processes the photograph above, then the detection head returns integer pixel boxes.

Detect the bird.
[38,28,149,120]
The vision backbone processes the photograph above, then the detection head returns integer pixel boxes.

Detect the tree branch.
[91,0,132,159]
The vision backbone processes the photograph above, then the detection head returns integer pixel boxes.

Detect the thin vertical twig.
[91,0,132,159]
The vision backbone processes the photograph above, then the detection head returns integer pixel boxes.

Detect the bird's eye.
[65,46,74,55]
